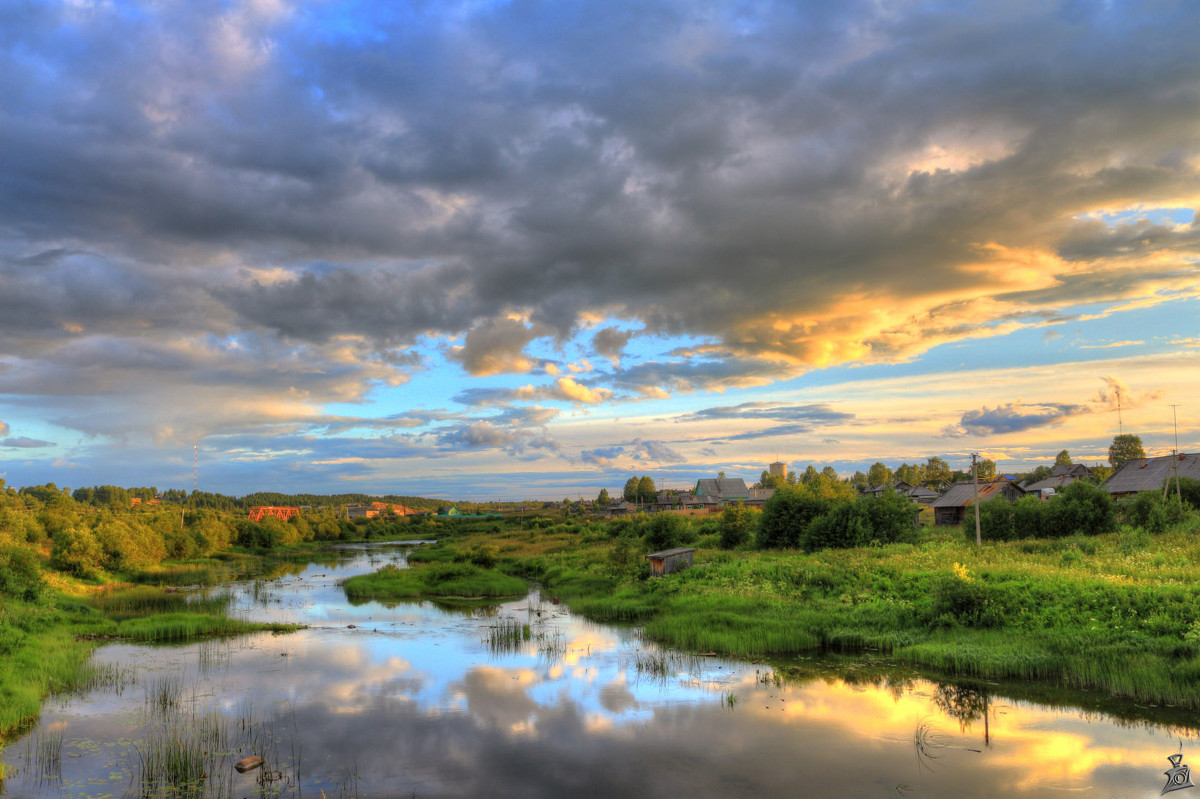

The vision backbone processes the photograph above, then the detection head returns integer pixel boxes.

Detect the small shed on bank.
[646,547,697,576]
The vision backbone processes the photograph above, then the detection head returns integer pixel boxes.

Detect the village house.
[931,479,1027,526]
[1104,453,1200,499]
[1024,463,1095,498]
[693,477,751,507]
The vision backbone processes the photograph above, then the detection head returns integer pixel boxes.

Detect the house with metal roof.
[931,480,1027,525]
[1103,453,1200,498]
[693,477,751,506]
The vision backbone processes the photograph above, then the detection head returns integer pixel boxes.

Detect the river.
[4,542,1195,798]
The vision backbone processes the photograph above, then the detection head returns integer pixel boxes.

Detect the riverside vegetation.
[5,474,1200,771]
[0,479,433,766]
[361,475,1200,710]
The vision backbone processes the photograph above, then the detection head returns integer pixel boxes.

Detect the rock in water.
[235,756,264,773]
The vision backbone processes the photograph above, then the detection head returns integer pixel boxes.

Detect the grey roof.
[1051,463,1092,478]
[1024,474,1082,493]
[1104,453,1200,495]
[695,477,750,499]
[932,480,1025,508]
[646,547,697,558]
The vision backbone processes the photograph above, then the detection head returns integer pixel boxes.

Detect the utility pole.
[193,443,198,495]
[1170,405,1182,501]
[972,453,981,548]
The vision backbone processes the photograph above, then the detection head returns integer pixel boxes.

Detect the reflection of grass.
[343,563,527,600]
[485,617,532,654]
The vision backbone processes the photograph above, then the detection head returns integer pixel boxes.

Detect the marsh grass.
[89,586,232,620]
[127,564,227,587]
[484,617,531,654]
[343,562,527,600]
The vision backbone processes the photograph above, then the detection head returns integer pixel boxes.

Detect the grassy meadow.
[414,505,1200,709]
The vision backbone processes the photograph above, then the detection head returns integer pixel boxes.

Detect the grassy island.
[343,561,528,600]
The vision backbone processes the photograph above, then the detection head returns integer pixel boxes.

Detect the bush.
[643,514,692,551]
[1041,480,1116,537]
[758,486,834,549]
[963,498,1016,542]
[863,491,920,544]
[928,573,1004,628]
[803,502,872,551]
[0,545,45,601]
[50,526,106,579]
[1123,491,1188,533]
[719,502,755,549]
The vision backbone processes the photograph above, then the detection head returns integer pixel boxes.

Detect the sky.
[1,0,1198,501]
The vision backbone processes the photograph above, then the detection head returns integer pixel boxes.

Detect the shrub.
[1123,491,1188,533]
[50,526,106,579]
[719,502,755,549]
[0,544,45,601]
[928,573,1004,628]
[863,491,920,544]
[758,486,834,549]
[643,513,692,551]
[962,497,1016,542]
[803,502,872,551]
[1041,480,1116,537]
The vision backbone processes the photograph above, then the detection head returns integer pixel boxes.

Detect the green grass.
[342,562,528,600]
[0,583,301,747]
[415,517,1200,708]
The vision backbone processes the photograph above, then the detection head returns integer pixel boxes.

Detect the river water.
[5,542,1196,798]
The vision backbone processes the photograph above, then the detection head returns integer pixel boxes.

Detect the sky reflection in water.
[7,544,1196,798]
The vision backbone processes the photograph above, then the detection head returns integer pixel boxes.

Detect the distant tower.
[769,461,787,480]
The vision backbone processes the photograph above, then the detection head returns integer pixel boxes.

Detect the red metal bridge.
[248,506,300,523]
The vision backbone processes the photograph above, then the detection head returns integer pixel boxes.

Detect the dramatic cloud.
[955,402,1090,436]
[1,0,1198,493]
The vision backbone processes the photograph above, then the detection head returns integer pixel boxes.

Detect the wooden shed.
[645,547,697,577]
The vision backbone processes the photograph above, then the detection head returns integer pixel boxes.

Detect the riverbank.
[0,564,303,751]
[420,517,1200,708]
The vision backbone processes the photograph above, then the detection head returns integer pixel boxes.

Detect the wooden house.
[1104,453,1200,499]
[931,480,1026,526]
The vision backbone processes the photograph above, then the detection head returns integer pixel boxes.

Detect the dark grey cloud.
[1,0,1198,487]
[580,438,681,467]
[716,423,831,442]
[0,436,55,449]
[957,401,1090,436]
[592,327,636,365]
[681,402,854,425]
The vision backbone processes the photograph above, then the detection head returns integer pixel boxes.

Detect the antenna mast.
[1116,388,1123,436]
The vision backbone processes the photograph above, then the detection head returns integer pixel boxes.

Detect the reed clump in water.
[343,562,527,600]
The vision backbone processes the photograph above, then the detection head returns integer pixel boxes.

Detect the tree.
[821,466,839,481]
[719,501,754,549]
[867,462,893,486]
[895,462,922,485]
[1055,449,1072,466]
[801,465,819,484]
[1108,434,1145,468]
[923,456,952,486]
[597,488,610,506]
[976,458,996,481]
[637,475,656,504]
[623,477,639,503]
[1022,465,1052,486]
